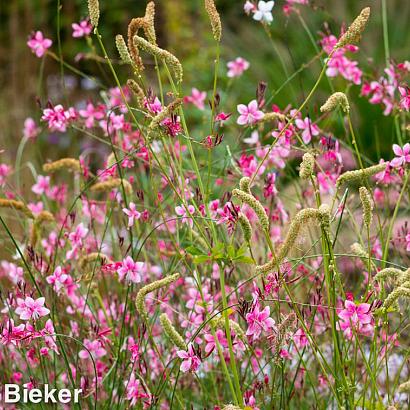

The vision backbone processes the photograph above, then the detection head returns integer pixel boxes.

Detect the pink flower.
[68,223,88,247]
[237,100,264,125]
[391,143,410,168]
[244,1,257,14]
[72,20,92,38]
[295,117,319,144]
[117,256,145,283]
[0,164,11,187]
[337,300,374,339]
[204,329,228,354]
[398,86,410,111]
[41,104,76,132]
[175,204,195,228]
[23,118,40,140]
[125,373,150,406]
[79,339,106,360]
[27,31,52,58]
[46,266,68,294]
[15,297,50,321]
[144,96,162,114]
[227,57,250,78]
[1,261,24,285]
[123,202,141,227]
[293,328,309,349]
[184,88,207,110]
[215,112,232,124]
[79,103,105,128]
[177,343,201,373]
[406,232,410,252]
[32,175,50,196]
[246,304,275,341]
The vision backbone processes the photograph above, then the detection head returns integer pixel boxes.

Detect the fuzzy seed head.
[320,92,350,113]
[336,7,371,48]
[43,158,81,173]
[88,0,100,28]
[135,273,180,323]
[232,188,269,232]
[160,313,187,350]
[336,163,387,188]
[238,213,252,242]
[299,153,315,179]
[204,0,222,41]
[134,35,183,83]
[359,186,373,228]
[115,34,132,64]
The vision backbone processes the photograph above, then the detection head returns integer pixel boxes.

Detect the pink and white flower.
[227,57,250,78]
[253,1,275,24]
[391,143,410,168]
[175,204,195,228]
[177,343,201,373]
[72,20,92,38]
[337,300,374,339]
[123,202,141,227]
[15,297,50,321]
[27,31,52,58]
[117,256,145,283]
[246,304,276,341]
[237,100,264,125]
[184,88,207,110]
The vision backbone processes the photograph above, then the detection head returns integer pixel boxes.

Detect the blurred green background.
[0,0,409,162]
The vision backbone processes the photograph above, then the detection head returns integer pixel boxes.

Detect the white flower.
[253,1,274,24]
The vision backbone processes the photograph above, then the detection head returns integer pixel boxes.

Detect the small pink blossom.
[23,118,40,140]
[391,143,410,168]
[204,329,228,354]
[184,88,207,110]
[46,266,68,294]
[237,100,264,125]
[227,57,250,78]
[32,175,50,196]
[175,204,195,228]
[123,202,141,227]
[117,256,145,283]
[406,233,410,252]
[0,164,11,187]
[79,338,106,360]
[125,373,150,406]
[79,102,105,128]
[246,304,276,341]
[177,343,201,373]
[295,117,319,144]
[398,86,410,111]
[337,300,374,339]
[41,104,76,132]
[27,31,52,58]
[15,297,50,321]
[72,20,92,38]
